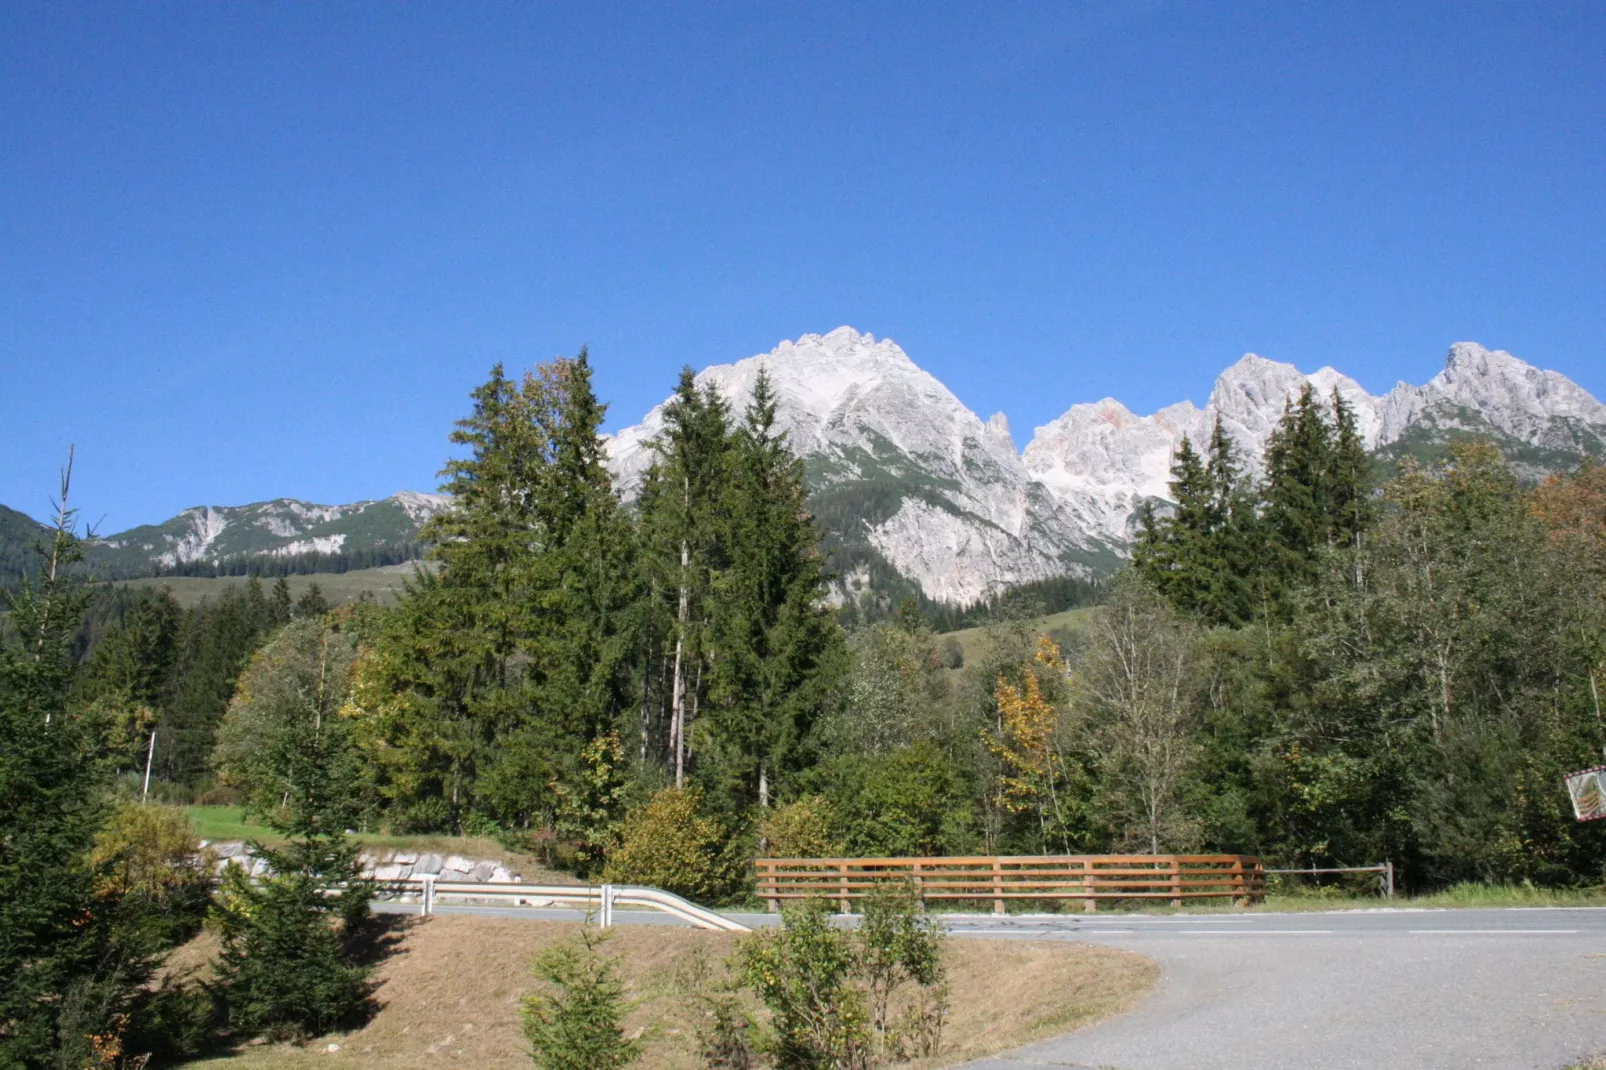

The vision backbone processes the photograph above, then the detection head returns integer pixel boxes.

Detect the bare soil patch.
[184,915,1154,1068]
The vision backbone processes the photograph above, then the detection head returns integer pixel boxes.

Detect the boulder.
[414,853,444,876]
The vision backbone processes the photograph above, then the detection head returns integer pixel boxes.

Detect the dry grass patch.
[185,915,1154,1069]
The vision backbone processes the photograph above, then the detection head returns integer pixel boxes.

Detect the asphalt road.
[372,900,1606,1069]
[947,908,1606,1070]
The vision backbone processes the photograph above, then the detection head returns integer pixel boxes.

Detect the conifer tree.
[1202,417,1259,625]
[638,369,733,788]
[1134,434,1218,620]
[293,583,328,620]
[1260,385,1334,589]
[270,576,293,625]
[702,368,843,810]
[214,621,371,1042]
[0,458,155,1066]
[1326,388,1375,557]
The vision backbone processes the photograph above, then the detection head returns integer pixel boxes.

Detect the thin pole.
[142,730,156,801]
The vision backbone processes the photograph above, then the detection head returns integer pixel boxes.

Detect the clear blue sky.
[3,2,1603,531]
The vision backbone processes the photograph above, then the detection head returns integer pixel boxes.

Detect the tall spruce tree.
[702,368,844,811]
[1260,385,1334,591]
[1201,417,1259,626]
[0,460,155,1066]
[1326,387,1376,557]
[638,369,733,788]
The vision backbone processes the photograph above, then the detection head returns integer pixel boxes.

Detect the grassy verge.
[181,915,1155,1069]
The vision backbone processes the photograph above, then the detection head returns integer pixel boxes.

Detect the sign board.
[1565,766,1606,822]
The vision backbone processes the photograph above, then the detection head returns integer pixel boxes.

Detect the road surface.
[373,900,1606,1069]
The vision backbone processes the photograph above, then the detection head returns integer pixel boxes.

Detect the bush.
[521,929,639,1070]
[729,889,949,1068]
[859,882,948,1059]
[603,787,741,902]
[758,795,843,859]
[91,801,215,948]
[737,901,871,1069]
[821,742,976,857]
[678,948,757,1070]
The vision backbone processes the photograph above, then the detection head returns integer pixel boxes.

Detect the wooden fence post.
[1083,858,1097,912]
[992,859,1004,915]
[759,860,778,914]
[839,861,849,915]
[1169,857,1182,907]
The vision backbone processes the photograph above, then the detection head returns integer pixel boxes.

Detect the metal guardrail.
[372,876,750,932]
[756,854,1267,914]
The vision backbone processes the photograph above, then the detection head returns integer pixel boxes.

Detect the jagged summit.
[608,332,1604,601]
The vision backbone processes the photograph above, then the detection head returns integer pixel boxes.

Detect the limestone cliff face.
[606,330,1605,604]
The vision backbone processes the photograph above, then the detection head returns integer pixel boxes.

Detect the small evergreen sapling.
[212,626,372,1042]
[521,928,640,1070]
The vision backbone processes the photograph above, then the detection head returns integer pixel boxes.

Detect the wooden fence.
[755,854,1266,913]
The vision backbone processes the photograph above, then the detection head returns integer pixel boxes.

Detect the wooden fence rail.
[755,854,1266,914]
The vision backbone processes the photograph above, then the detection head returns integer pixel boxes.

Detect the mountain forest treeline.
[16,362,1606,880]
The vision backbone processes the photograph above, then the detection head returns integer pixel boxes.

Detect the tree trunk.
[671,538,691,789]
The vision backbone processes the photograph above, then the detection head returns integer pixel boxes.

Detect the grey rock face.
[606,330,1604,602]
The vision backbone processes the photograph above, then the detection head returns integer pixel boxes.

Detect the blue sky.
[3,2,1603,531]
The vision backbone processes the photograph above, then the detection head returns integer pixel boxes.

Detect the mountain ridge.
[5,330,1601,604]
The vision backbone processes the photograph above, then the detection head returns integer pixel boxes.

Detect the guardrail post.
[1083,859,1096,912]
[992,859,1004,915]
[600,884,614,928]
[838,861,849,915]
[1382,861,1395,899]
[1169,857,1182,907]
[420,874,436,916]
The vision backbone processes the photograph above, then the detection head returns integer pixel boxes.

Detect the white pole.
[141,730,156,802]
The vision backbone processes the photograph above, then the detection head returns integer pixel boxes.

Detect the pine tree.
[638,369,733,788]
[1202,417,1259,626]
[524,350,638,745]
[270,576,293,626]
[214,621,371,1042]
[1326,387,1375,556]
[293,583,328,620]
[0,458,155,1067]
[1260,385,1334,589]
[702,367,844,811]
[1134,435,1215,617]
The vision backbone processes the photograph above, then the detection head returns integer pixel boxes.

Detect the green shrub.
[91,803,213,946]
[678,948,757,1070]
[758,795,843,860]
[859,881,948,1059]
[603,787,740,901]
[737,901,871,1069]
[521,929,639,1070]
